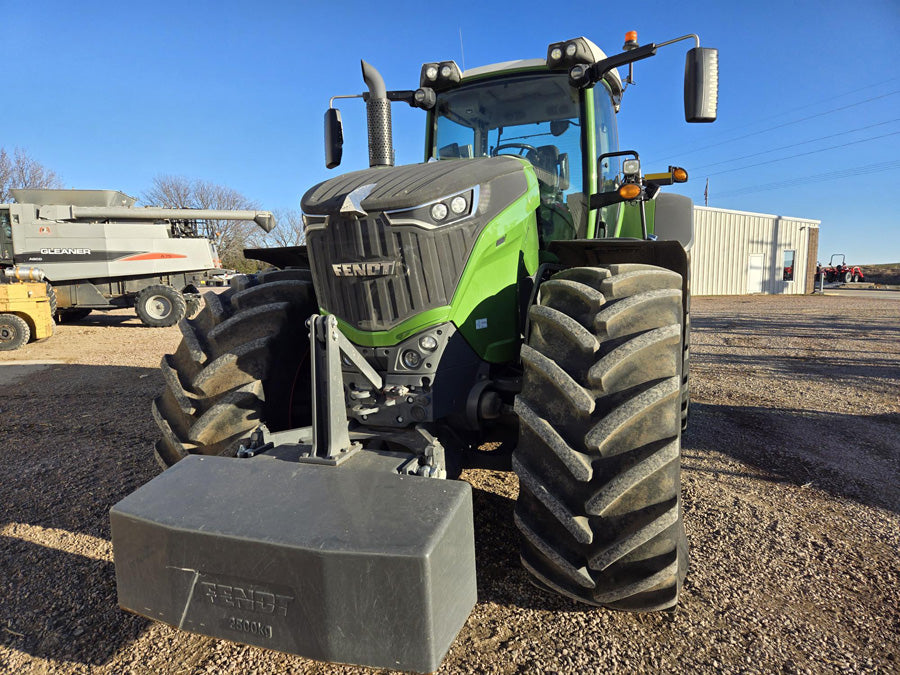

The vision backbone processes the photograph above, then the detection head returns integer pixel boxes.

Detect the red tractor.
[818,254,864,283]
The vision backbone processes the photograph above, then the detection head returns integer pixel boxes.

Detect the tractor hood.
[301,156,527,215]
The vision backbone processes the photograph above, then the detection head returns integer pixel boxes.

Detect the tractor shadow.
[683,402,900,514]
[468,483,594,615]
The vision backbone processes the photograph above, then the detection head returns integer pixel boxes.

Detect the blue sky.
[3,1,899,263]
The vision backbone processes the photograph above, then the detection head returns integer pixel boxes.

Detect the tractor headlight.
[623,159,641,176]
[401,349,423,369]
[547,37,602,71]
[449,195,468,215]
[419,335,438,351]
[420,60,462,90]
[386,189,475,229]
[569,64,589,87]
[430,203,448,221]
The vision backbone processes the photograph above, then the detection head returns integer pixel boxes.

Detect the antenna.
[459,27,466,71]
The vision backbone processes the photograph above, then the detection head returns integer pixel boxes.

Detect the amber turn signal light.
[619,183,642,200]
[672,167,688,183]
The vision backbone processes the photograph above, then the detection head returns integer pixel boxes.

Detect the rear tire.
[0,313,31,350]
[513,264,688,611]
[152,268,317,468]
[135,284,186,327]
[843,271,852,284]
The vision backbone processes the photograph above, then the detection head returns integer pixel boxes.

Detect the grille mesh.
[308,215,478,332]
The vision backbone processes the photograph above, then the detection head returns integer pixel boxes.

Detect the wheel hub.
[146,295,172,320]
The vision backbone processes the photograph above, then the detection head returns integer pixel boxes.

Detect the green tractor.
[112,31,717,673]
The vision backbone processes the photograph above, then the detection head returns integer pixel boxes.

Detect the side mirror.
[325,108,344,169]
[684,47,718,123]
[558,152,570,191]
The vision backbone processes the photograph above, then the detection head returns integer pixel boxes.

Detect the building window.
[783,249,795,281]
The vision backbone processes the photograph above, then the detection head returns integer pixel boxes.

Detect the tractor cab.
[324,33,717,248]
[428,65,620,245]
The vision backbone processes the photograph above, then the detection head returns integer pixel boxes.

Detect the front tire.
[152,269,317,467]
[0,313,31,350]
[513,264,688,611]
[135,284,186,327]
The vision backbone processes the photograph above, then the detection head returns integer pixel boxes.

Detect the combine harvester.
[0,190,275,326]
[112,30,718,672]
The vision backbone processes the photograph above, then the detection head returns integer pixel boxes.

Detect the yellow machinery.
[0,267,54,351]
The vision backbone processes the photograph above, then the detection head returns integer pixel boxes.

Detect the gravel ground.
[1,293,898,674]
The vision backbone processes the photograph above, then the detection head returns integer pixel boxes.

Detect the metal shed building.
[690,206,820,295]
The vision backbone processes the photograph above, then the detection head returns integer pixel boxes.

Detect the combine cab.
[112,31,719,672]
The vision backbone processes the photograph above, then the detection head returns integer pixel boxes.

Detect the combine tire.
[135,284,186,327]
[514,264,688,612]
[152,268,316,468]
[0,313,31,350]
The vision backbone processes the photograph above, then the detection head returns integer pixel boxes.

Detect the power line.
[714,160,900,198]
[705,130,900,177]
[648,76,900,159]
[652,89,900,162]
[690,118,900,170]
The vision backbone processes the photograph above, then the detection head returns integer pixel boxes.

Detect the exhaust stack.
[361,60,394,167]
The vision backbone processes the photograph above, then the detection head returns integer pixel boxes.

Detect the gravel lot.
[1,293,898,674]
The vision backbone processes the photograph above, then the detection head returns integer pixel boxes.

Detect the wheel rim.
[145,294,173,320]
[0,326,14,343]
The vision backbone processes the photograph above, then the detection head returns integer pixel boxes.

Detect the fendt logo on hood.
[332,261,397,277]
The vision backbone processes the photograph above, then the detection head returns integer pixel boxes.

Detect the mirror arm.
[329,94,363,108]
[588,43,658,83]
[357,90,419,107]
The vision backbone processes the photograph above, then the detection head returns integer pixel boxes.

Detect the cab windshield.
[431,73,588,241]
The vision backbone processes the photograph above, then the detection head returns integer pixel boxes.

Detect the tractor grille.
[307,214,479,332]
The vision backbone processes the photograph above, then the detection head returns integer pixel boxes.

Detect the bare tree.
[0,147,63,202]
[143,175,265,271]
[265,209,306,247]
